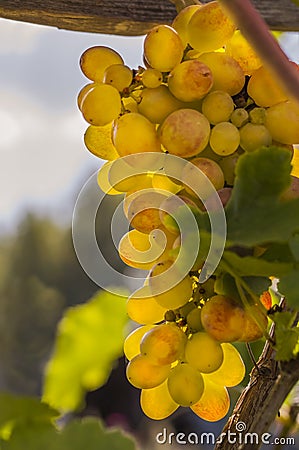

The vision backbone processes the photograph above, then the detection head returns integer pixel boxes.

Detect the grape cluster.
[77,0,299,422]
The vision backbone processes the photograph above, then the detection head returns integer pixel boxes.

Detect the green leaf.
[226,146,299,246]
[289,233,299,261]
[270,312,299,361]
[3,418,136,450]
[243,276,271,296]
[278,269,299,308]
[223,251,293,277]
[214,273,241,302]
[43,289,128,412]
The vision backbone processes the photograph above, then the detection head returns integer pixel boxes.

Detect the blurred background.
[0,18,298,449]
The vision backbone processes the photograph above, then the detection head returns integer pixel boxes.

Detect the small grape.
[142,68,163,88]
[210,122,240,156]
[230,108,249,128]
[186,308,203,332]
[249,107,266,125]
[103,64,133,91]
[239,123,272,152]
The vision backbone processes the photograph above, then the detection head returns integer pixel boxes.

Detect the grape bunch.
[77,0,299,422]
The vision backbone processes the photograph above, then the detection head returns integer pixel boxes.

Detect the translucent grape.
[238,304,268,342]
[292,147,299,177]
[142,68,163,88]
[122,97,139,113]
[84,124,119,160]
[185,331,224,373]
[187,1,236,53]
[225,30,262,75]
[202,91,234,125]
[239,123,272,152]
[81,84,121,126]
[198,52,245,96]
[205,343,245,387]
[186,308,203,332]
[112,112,161,156]
[140,380,179,420]
[108,158,152,192]
[77,82,96,111]
[124,325,154,361]
[182,157,225,196]
[127,286,167,325]
[218,153,240,185]
[138,85,184,124]
[168,60,213,102]
[191,378,230,421]
[140,323,187,365]
[265,101,299,145]
[126,189,166,233]
[97,161,122,195]
[126,354,171,389]
[103,64,133,92]
[249,107,266,125]
[230,108,249,128]
[80,46,124,82]
[167,363,204,406]
[210,122,240,156]
[247,65,288,107]
[171,4,202,47]
[158,109,210,157]
[151,171,182,194]
[143,25,184,72]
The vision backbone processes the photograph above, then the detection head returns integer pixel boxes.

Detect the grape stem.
[218,0,299,105]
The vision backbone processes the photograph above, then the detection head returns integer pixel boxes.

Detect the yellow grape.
[265,101,299,145]
[140,380,179,420]
[151,171,182,194]
[149,260,193,309]
[122,97,139,113]
[158,109,210,157]
[225,30,262,75]
[198,52,245,96]
[143,25,184,72]
[239,123,272,152]
[191,377,230,422]
[126,354,171,389]
[171,4,202,47]
[218,152,240,185]
[97,161,122,195]
[186,307,203,332]
[187,1,235,53]
[291,147,299,177]
[209,122,240,156]
[80,46,124,81]
[238,304,268,342]
[138,85,185,124]
[168,60,213,102]
[205,343,245,387]
[103,64,133,92]
[81,84,121,126]
[185,331,224,373]
[202,91,234,125]
[84,124,119,160]
[140,323,187,365]
[247,65,288,107]
[112,112,161,156]
[249,107,266,125]
[108,158,152,192]
[127,285,167,325]
[182,157,225,197]
[126,189,166,233]
[124,325,154,360]
[142,68,163,88]
[167,363,204,407]
[77,83,96,111]
[230,108,249,128]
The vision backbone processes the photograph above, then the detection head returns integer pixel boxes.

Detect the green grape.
[143,25,184,72]
[205,343,245,387]
[126,189,166,233]
[265,101,299,145]
[127,286,167,325]
[191,377,230,421]
[84,124,119,160]
[77,82,96,111]
[247,65,288,107]
[158,109,210,157]
[142,68,163,88]
[187,1,235,53]
[239,123,272,152]
[210,122,240,156]
[200,295,245,342]
[225,30,262,75]
[140,380,179,420]
[168,60,213,102]
[124,325,154,361]
[80,46,124,82]
[112,112,161,156]
[81,84,121,126]
[249,107,266,125]
[149,260,193,309]
[218,153,240,185]
[140,323,187,365]
[167,363,204,406]
[197,52,245,96]
[230,108,249,128]
[182,157,225,197]
[138,85,184,124]
[202,91,234,125]
[186,308,203,332]
[171,4,202,47]
[185,331,224,373]
[126,353,171,389]
[103,64,133,91]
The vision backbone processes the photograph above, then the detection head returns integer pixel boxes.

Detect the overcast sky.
[0,19,298,234]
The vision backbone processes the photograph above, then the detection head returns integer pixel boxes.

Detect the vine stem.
[218,0,299,105]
